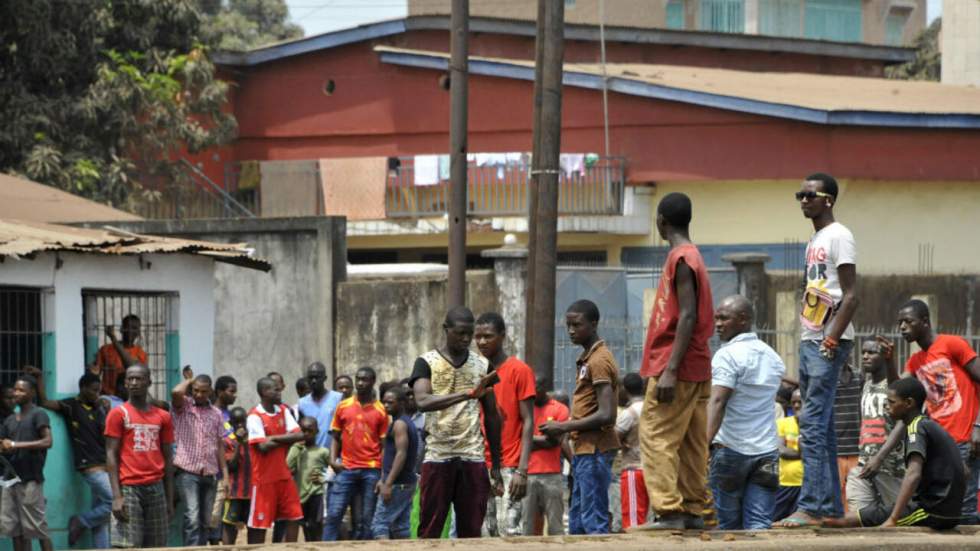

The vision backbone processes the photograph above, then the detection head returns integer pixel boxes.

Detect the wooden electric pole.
[524,0,547,366]
[447,0,469,309]
[527,0,564,390]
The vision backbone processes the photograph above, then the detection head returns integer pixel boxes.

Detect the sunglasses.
[795,190,834,201]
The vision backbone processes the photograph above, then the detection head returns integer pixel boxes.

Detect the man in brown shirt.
[540,299,620,534]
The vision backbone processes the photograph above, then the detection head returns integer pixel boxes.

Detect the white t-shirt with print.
[801,221,856,341]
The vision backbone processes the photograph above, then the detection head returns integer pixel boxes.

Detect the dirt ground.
[212,526,980,550]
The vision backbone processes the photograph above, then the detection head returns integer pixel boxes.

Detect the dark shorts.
[418,460,490,539]
[858,502,960,530]
[222,499,250,526]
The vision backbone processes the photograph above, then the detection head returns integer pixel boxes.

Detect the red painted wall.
[213,40,980,185]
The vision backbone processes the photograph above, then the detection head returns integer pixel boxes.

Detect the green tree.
[0,0,236,206]
[886,18,941,81]
[198,0,304,52]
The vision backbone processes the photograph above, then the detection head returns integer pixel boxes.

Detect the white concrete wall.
[0,252,215,393]
[942,0,980,86]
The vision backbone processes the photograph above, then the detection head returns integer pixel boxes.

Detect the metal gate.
[82,291,179,400]
[553,267,738,396]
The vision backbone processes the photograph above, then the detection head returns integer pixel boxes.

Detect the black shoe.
[68,515,84,546]
[635,514,685,531]
[683,514,705,530]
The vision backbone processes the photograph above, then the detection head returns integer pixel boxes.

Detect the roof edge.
[215,15,914,67]
[376,48,980,130]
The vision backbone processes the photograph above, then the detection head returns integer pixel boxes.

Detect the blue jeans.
[79,469,112,549]
[175,470,218,546]
[957,442,980,525]
[371,482,416,539]
[323,468,381,540]
[569,451,614,534]
[797,339,852,519]
[709,447,778,530]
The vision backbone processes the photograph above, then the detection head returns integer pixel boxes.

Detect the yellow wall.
[649,179,980,275]
[350,179,980,275]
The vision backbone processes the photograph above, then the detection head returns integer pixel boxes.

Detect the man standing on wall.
[778,173,859,528]
[410,306,503,539]
[638,192,715,530]
[475,312,535,537]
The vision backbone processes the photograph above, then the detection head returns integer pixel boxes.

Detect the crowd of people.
[1,172,979,550]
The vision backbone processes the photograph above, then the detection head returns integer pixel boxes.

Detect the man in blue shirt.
[297,362,344,451]
[706,295,786,530]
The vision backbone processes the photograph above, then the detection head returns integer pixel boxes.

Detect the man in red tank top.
[638,192,715,530]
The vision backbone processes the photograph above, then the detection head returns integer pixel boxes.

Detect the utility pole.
[447,0,468,308]
[527,0,564,390]
[524,0,547,366]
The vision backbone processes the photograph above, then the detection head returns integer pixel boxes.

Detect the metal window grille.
[83,291,179,400]
[0,286,44,388]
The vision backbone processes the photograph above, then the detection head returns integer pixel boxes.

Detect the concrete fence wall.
[79,217,347,408]
[335,270,499,385]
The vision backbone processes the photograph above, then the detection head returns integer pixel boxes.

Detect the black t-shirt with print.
[58,397,107,470]
[0,407,51,482]
[906,415,965,519]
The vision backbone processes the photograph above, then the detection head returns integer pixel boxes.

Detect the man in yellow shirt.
[775,390,803,522]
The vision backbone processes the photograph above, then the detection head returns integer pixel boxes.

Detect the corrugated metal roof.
[0,173,143,223]
[0,219,270,271]
[376,46,980,128]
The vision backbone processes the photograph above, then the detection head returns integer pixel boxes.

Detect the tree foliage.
[198,0,304,52]
[0,0,236,206]
[886,18,941,82]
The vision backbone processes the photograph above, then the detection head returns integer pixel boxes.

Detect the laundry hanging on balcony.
[413,155,440,186]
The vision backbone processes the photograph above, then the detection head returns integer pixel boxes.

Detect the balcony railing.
[386,155,626,218]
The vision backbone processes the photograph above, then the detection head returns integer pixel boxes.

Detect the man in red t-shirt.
[245,377,305,543]
[522,377,569,536]
[638,192,714,530]
[475,312,535,536]
[896,299,980,524]
[104,364,175,549]
[93,315,149,397]
[323,367,389,541]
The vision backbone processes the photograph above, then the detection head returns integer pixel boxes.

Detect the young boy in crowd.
[845,339,903,512]
[287,417,330,542]
[523,376,569,536]
[616,373,648,530]
[246,377,305,544]
[221,408,251,545]
[824,377,965,529]
[540,300,620,535]
[0,375,53,551]
[371,386,419,539]
[774,390,804,522]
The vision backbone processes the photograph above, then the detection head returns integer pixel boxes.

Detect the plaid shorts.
[111,482,169,548]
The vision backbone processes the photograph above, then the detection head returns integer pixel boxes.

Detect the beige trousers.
[639,376,710,516]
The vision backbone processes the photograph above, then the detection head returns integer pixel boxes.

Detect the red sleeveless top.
[641,243,715,382]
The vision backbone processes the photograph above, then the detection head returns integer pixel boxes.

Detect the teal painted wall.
[16,331,187,550]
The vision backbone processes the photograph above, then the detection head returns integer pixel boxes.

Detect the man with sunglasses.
[778,173,859,528]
